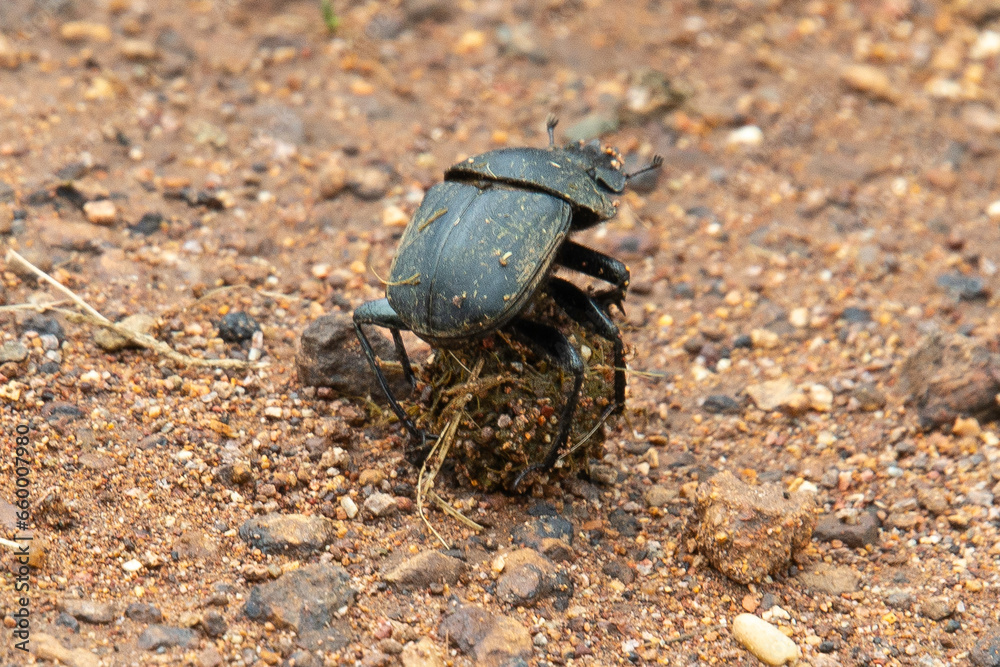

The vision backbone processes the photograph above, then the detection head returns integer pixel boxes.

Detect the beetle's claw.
[594,287,627,317]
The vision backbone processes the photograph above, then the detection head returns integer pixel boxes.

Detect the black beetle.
[354,118,661,486]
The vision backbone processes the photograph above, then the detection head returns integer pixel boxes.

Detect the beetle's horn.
[626,155,664,179]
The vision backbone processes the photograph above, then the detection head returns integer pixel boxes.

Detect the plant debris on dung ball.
[415,293,620,492]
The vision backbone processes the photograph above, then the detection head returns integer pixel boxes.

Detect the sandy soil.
[4,0,1000,665]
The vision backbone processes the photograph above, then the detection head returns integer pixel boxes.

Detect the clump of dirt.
[418,294,620,491]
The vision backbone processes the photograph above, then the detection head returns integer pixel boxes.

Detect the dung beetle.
[354,118,662,487]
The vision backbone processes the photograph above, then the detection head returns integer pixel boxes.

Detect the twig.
[7,249,109,323]
[0,300,70,313]
[0,537,24,551]
[4,249,266,371]
[417,359,488,546]
[428,490,484,532]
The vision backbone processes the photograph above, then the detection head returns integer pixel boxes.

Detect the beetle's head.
[571,140,628,193]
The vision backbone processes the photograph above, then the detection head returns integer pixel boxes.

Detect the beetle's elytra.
[353,117,662,488]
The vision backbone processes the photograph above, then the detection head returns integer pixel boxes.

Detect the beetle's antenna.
[545,115,558,148]
[626,154,664,179]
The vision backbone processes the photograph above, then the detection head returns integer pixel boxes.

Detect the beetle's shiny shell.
[445,146,623,221]
[387,181,571,345]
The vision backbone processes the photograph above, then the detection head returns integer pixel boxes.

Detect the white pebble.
[809,384,833,412]
[122,559,143,572]
[80,369,101,383]
[732,613,801,666]
[789,307,809,328]
[971,31,1000,59]
[340,495,359,519]
[83,199,117,225]
[727,125,763,147]
[987,200,1000,219]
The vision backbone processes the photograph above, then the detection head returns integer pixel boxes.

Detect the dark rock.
[363,492,398,518]
[366,12,405,39]
[130,212,164,236]
[693,470,816,584]
[884,590,914,609]
[238,513,337,556]
[702,394,741,414]
[439,604,532,667]
[55,612,79,633]
[899,334,1000,430]
[347,165,393,200]
[200,611,227,638]
[839,307,872,323]
[527,501,559,517]
[602,558,635,584]
[38,361,61,374]
[35,490,79,529]
[672,282,695,299]
[937,272,988,300]
[813,512,880,548]
[243,563,355,650]
[972,629,1000,667]
[795,563,860,595]
[296,313,411,401]
[512,515,574,549]
[920,596,955,621]
[93,314,155,352]
[286,650,318,667]
[851,382,887,411]
[732,333,753,349]
[608,508,640,538]
[55,161,89,181]
[0,341,28,363]
[20,313,65,342]
[403,0,456,23]
[384,551,465,588]
[217,311,260,344]
[137,624,198,651]
[125,603,163,624]
[59,599,116,624]
[172,531,219,561]
[495,549,572,607]
[945,619,962,633]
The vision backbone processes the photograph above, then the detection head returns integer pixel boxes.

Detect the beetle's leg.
[352,299,423,441]
[555,240,630,313]
[389,328,417,388]
[509,319,585,490]
[546,115,558,148]
[547,277,626,413]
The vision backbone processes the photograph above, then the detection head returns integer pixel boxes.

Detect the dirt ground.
[4,0,1000,665]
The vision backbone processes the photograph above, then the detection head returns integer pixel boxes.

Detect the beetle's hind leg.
[353,299,431,449]
[546,277,626,413]
[509,319,585,490]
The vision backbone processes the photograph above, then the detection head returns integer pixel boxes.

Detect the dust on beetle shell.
[418,292,619,492]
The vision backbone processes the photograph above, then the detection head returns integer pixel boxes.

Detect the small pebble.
[732,614,801,665]
[727,125,763,147]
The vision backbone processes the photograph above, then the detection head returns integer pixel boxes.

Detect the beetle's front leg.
[556,240,630,314]
[547,277,626,412]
